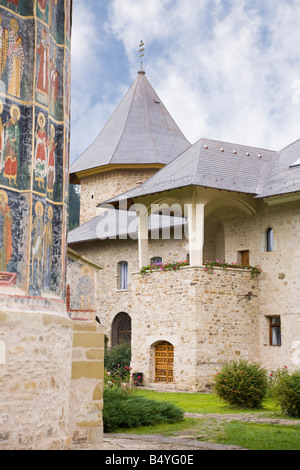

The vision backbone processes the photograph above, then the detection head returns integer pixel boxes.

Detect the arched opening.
[150,256,162,265]
[111,312,131,347]
[154,341,174,383]
[203,215,225,262]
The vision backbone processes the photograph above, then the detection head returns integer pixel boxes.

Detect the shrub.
[104,342,131,380]
[273,370,300,418]
[103,387,184,432]
[213,360,268,408]
[267,366,289,397]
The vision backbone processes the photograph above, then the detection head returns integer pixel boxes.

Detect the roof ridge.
[191,138,204,186]
[107,75,140,164]
[70,76,139,170]
[201,136,276,152]
[138,73,158,163]
[277,136,300,152]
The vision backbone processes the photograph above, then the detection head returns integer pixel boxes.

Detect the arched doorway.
[154,341,174,383]
[111,312,131,347]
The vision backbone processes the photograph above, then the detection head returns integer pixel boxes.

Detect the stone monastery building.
[68,67,300,391]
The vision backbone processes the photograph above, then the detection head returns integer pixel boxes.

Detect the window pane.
[119,262,128,290]
[272,326,281,346]
[266,228,274,252]
[270,317,281,346]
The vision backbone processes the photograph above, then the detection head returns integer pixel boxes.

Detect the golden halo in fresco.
[10,104,20,121]
[0,100,3,115]
[35,201,44,216]
[10,18,19,32]
[47,205,53,219]
[37,112,45,128]
[50,123,55,137]
[0,189,8,204]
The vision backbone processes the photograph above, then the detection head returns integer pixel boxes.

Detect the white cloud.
[70,0,300,163]
[108,0,300,150]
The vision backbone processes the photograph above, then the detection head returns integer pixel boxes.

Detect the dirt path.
[72,433,245,450]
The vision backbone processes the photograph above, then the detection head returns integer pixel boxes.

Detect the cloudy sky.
[70,0,300,164]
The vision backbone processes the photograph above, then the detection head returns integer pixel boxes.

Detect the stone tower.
[0,0,73,450]
[70,69,191,224]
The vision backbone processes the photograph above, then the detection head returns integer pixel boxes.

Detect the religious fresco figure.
[49,0,58,32]
[37,0,47,20]
[7,18,24,99]
[31,201,44,289]
[78,265,93,311]
[0,100,5,172]
[36,27,49,106]
[47,123,56,198]
[43,205,53,291]
[65,55,70,122]
[0,14,8,84]
[6,0,19,6]
[49,49,59,117]
[35,112,48,189]
[0,189,13,273]
[3,104,20,187]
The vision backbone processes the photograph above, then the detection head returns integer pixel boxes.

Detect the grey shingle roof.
[68,210,187,244]
[69,71,190,178]
[99,137,281,204]
[257,138,300,198]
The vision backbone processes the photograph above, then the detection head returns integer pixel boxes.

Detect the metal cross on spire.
[139,40,145,71]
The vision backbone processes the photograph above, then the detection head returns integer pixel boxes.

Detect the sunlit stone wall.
[0,0,73,450]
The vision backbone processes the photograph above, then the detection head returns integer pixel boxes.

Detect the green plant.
[213,360,268,408]
[104,342,131,379]
[203,259,262,278]
[273,370,300,418]
[103,387,184,432]
[140,260,189,275]
[267,366,289,397]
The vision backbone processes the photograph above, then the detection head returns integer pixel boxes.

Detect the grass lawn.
[113,389,300,450]
[135,389,281,414]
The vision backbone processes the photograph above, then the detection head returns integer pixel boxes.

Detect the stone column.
[187,191,205,266]
[136,204,149,269]
[70,320,104,444]
[0,1,73,450]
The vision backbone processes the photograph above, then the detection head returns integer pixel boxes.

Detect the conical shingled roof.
[70,70,191,180]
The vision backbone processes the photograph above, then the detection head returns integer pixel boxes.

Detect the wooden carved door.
[155,341,174,383]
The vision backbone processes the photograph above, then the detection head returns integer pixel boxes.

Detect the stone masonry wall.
[214,199,300,372]
[131,266,259,391]
[70,234,188,342]
[0,311,73,450]
[79,168,157,224]
[70,320,104,444]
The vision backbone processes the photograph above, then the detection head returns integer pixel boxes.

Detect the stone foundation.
[70,320,104,444]
[0,311,74,450]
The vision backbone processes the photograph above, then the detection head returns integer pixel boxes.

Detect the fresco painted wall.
[67,250,101,321]
[0,0,71,312]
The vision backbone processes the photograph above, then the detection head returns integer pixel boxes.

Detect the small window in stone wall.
[117,261,128,290]
[150,256,162,265]
[266,227,274,252]
[269,316,281,346]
